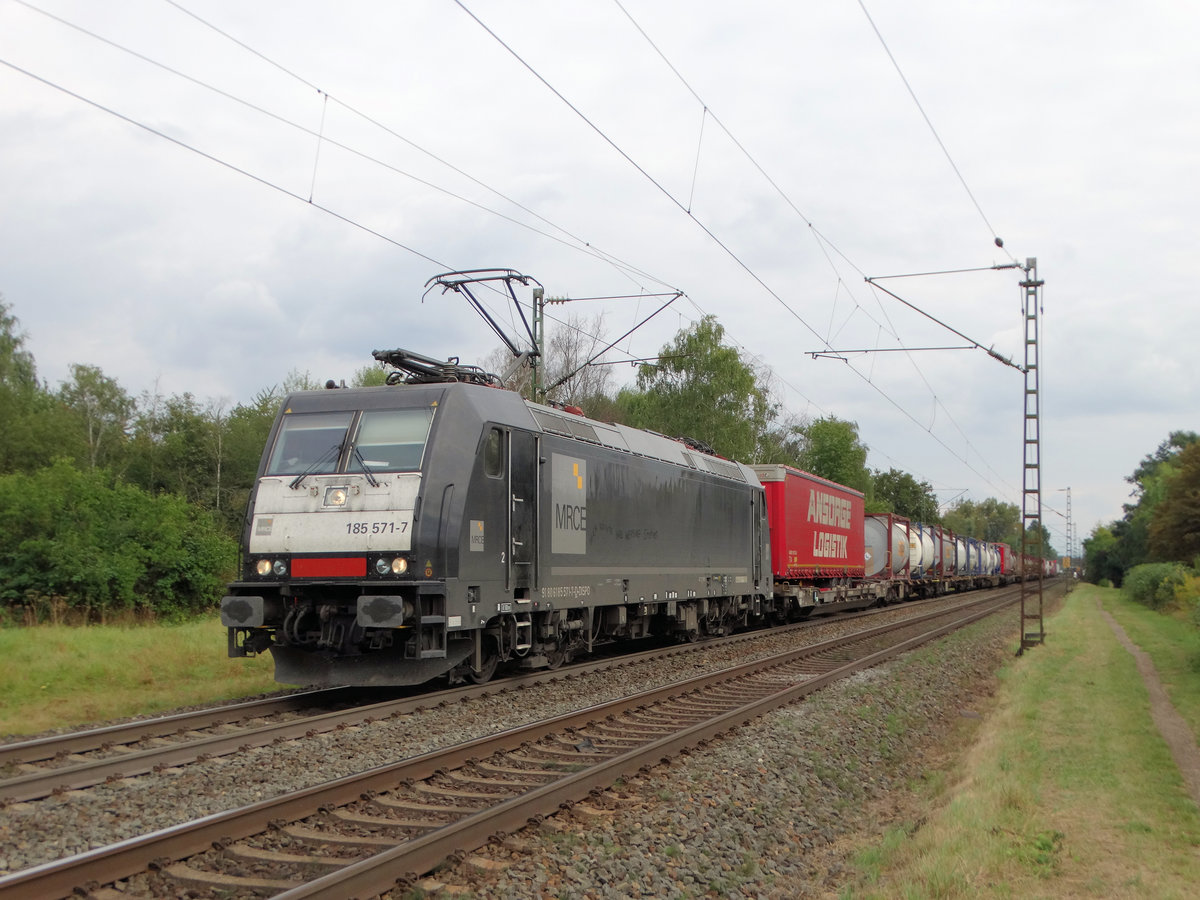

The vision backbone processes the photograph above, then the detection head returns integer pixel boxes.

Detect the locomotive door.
[752,490,764,588]
[507,429,539,593]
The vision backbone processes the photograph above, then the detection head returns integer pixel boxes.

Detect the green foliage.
[0,460,236,621]
[0,298,83,475]
[942,497,1021,545]
[1148,442,1200,564]
[58,363,134,471]
[1122,562,1190,610]
[618,316,776,461]
[797,416,869,493]
[1086,431,1200,586]
[1084,525,1124,587]
[351,364,389,387]
[871,467,939,522]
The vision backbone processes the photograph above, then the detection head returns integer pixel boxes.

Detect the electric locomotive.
[220,349,773,686]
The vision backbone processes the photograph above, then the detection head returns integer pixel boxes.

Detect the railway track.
[0,589,1022,899]
[0,592,963,805]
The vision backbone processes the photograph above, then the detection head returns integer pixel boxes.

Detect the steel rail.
[0,592,963,802]
[282,594,1017,898]
[0,688,352,767]
[0,590,1022,900]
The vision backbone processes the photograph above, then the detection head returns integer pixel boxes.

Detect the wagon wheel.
[544,645,567,670]
[468,637,500,684]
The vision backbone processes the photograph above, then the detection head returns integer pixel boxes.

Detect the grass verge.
[1100,589,1200,747]
[0,615,278,736]
[841,583,1200,899]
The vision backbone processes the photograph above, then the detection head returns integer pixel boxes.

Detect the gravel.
[404,609,1014,899]
[0,596,1010,888]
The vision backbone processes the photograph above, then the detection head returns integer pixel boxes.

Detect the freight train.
[220,349,1049,687]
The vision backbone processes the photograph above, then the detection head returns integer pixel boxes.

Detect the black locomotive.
[221,353,773,686]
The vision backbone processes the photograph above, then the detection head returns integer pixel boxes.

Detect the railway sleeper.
[221,844,348,868]
[281,823,397,847]
[164,861,297,893]
[329,808,437,830]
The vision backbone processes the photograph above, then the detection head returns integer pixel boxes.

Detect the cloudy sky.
[2,0,1196,551]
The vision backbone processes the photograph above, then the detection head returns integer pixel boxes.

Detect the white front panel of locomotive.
[248,475,420,553]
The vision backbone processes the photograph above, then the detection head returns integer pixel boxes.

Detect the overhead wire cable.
[155,0,836,417]
[2,6,681,393]
[16,0,675,295]
[451,0,835,350]
[156,0,679,297]
[855,0,1017,264]
[0,57,448,270]
[610,1,1022,503]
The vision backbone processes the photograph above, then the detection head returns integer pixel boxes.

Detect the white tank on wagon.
[908,525,936,578]
[955,537,968,575]
[864,514,910,578]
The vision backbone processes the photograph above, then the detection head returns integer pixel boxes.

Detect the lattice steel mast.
[1020,258,1045,651]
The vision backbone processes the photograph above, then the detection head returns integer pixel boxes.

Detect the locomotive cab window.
[483,427,504,477]
[349,408,435,472]
[266,412,354,476]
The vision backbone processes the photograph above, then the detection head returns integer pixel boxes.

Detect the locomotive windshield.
[266,412,354,476]
[265,407,435,476]
[348,408,434,473]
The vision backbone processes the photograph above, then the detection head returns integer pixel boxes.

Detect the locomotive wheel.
[468,638,500,684]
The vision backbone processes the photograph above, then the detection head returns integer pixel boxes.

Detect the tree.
[127,390,213,504]
[218,388,281,532]
[1083,524,1122,585]
[1148,442,1200,563]
[478,310,617,408]
[618,316,775,462]
[942,497,1021,544]
[0,459,235,621]
[0,298,81,475]
[797,416,869,493]
[1095,431,1200,580]
[351,364,389,387]
[59,363,134,471]
[872,468,939,522]
[541,311,616,407]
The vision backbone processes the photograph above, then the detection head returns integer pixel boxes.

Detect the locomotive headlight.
[324,486,348,507]
[272,560,288,576]
[392,557,408,575]
[256,559,272,576]
[374,558,391,576]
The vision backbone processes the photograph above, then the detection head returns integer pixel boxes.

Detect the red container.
[997,542,1016,576]
[753,465,865,580]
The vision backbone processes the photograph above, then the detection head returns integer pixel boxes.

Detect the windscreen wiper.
[289,443,343,490]
[351,446,381,487]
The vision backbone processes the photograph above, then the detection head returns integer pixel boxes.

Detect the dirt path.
[1097,599,1200,809]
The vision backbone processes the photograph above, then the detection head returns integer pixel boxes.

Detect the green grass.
[841,583,1200,899]
[0,614,278,736]
[1101,590,1200,743]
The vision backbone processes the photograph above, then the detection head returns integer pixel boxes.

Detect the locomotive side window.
[266,412,354,475]
[483,427,504,477]
[349,408,435,472]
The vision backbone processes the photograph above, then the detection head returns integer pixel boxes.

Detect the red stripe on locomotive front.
[292,557,367,578]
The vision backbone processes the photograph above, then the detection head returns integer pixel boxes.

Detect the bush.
[1122,562,1190,610]
[0,460,237,622]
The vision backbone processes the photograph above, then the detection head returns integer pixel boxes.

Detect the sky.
[2,0,1197,555]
